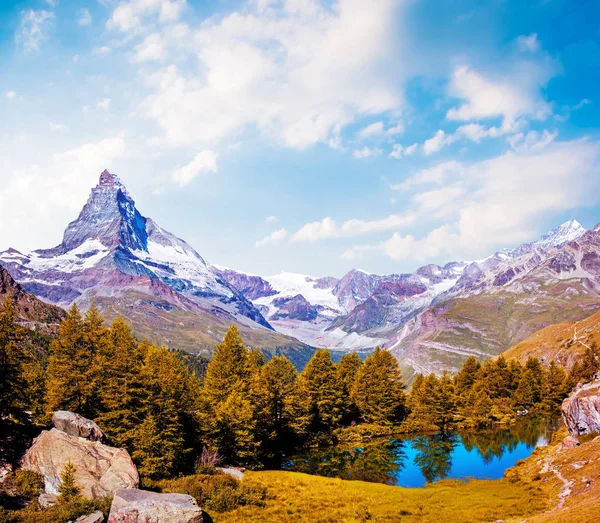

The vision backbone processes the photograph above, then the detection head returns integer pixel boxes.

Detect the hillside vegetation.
[503,309,600,369]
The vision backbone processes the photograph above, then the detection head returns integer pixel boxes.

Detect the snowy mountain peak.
[53,169,148,254]
[99,169,122,187]
[534,220,586,249]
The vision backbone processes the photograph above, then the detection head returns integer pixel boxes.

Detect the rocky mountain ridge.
[0,170,311,364]
[1,169,598,376]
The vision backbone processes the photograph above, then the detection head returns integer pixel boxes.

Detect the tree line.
[1,297,592,480]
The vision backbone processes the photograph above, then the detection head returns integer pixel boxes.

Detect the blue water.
[282,417,559,487]
[394,436,537,487]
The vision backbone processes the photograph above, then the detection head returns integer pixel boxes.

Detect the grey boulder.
[107,488,203,523]
[53,411,105,442]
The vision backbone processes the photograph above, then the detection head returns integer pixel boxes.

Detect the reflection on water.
[281,416,561,487]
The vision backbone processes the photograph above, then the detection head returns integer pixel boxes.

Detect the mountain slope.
[0,264,65,331]
[216,220,597,377]
[0,170,312,364]
[502,309,600,368]
[389,222,599,377]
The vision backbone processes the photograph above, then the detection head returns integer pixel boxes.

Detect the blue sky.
[1,0,599,277]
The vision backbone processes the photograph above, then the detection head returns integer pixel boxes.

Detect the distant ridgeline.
[2,170,600,380]
[3,300,598,484]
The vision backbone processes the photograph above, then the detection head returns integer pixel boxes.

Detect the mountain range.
[1,170,600,375]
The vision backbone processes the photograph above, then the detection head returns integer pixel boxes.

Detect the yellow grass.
[213,471,549,523]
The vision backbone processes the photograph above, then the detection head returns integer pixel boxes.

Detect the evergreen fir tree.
[514,369,537,410]
[95,319,145,450]
[0,297,25,418]
[294,349,344,435]
[133,344,198,477]
[211,390,258,465]
[453,356,480,398]
[336,352,363,423]
[431,372,456,431]
[542,360,568,410]
[251,356,298,458]
[203,324,250,404]
[352,347,406,425]
[46,303,93,416]
[58,460,80,501]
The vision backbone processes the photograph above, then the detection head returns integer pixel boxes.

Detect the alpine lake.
[278,416,561,487]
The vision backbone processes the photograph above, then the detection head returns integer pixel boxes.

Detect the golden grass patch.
[212,470,549,522]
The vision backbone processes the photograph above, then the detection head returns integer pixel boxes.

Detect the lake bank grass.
[213,470,550,522]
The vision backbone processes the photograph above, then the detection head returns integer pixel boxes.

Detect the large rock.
[107,489,203,522]
[21,428,138,499]
[53,411,105,442]
[561,379,600,435]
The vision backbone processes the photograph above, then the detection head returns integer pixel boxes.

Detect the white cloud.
[357,121,384,140]
[404,118,527,158]
[389,142,418,159]
[49,123,67,132]
[265,215,278,224]
[344,225,456,261]
[108,0,186,32]
[573,98,591,111]
[510,129,558,152]
[132,33,165,62]
[352,146,382,159]
[6,91,17,100]
[77,8,92,26]
[391,160,464,191]
[93,46,112,55]
[292,213,416,242]
[517,33,539,52]
[97,98,112,110]
[172,150,218,186]
[349,139,600,261]
[446,65,552,126]
[15,9,54,53]
[0,134,126,249]
[387,123,404,136]
[43,0,59,6]
[139,0,404,150]
[422,129,457,155]
[256,228,288,248]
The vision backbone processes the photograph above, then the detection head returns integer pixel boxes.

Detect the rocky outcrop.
[561,379,600,435]
[52,411,105,442]
[21,428,138,499]
[107,489,203,522]
[562,435,580,448]
[38,493,58,507]
[74,511,104,523]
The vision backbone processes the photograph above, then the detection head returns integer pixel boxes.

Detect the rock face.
[562,380,600,435]
[0,264,65,328]
[21,428,138,499]
[52,411,105,442]
[107,489,203,523]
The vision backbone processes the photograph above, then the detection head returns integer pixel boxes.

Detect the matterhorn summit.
[0,170,308,358]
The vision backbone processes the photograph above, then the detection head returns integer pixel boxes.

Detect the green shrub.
[13,470,44,501]
[153,472,266,513]
[0,507,18,523]
[10,495,112,523]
